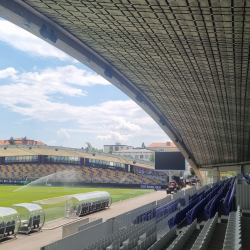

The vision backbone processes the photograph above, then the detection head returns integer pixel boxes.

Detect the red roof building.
[147,142,178,152]
[0,137,45,146]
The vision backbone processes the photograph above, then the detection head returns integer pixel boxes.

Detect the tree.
[108,148,113,154]
[91,147,103,152]
[190,167,195,176]
[8,137,15,145]
[149,153,155,162]
[141,142,145,148]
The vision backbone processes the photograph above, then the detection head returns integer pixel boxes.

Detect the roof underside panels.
[21,0,250,167]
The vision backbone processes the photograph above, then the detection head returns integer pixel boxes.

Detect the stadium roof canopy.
[1,0,250,178]
[0,145,154,169]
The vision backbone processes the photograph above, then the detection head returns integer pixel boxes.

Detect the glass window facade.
[5,156,38,163]
[89,159,125,169]
[46,156,80,164]
[145,155,149,159]
[140,155,143,159]
[135,155,139,159]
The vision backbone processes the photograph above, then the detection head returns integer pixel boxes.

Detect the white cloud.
[0,67,17,79]
[57,129,70,139]
[0,66,167,144]
[0,20,75,61]
[15,65,110,86]
[0,66,110,107]
[97,134,112,140]
[47,140,57,145]
[111,117,141,131]
[97,132,133,141]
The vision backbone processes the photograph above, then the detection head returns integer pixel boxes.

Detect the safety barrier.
[85,220,156,250]
[157,196,172,207]
[156,200,179,220]
[109,202,156,228]
[166,219,197,250]
[222,206,241,250]
[78,218,103,232]
[41,220,118,250]
[197,186,206,194]
[173,190,184,200]
[223,178,236,215]
[236,183,250,209]
[148,226,177,250]
[185,187,196,196]
[62,217,90,238]
[190,212,218,250]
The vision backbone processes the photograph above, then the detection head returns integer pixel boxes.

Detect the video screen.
[155,152,186,171]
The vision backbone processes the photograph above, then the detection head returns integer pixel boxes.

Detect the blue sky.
[0,18,170,149]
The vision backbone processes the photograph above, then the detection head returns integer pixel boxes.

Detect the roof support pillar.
[41,155,47,164]
[242,164,250,174]
[80,158,84,167]
[212,167,220,183]
[0,157,5,165]
[189,165,202,181]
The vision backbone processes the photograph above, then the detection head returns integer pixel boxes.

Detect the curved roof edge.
[0,0,199,178]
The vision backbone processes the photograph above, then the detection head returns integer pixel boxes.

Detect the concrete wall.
[236,184,250,209]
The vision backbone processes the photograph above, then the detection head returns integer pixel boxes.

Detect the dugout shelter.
[0,207,20,240]
[12,203,45,234]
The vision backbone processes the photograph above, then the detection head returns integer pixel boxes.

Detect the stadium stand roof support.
[3,1,250,179]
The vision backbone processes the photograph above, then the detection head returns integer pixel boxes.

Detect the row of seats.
[0,164,164,185]
[156,200,179,220]
[123,173,166,185]
[77,199,109,216]
[205,179,231,219]
[223,178,236,215]
[0,221,15,236]
[168,179,232,229]
[133,196,185,226]
[133,209,156,224]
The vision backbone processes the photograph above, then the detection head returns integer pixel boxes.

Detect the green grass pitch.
[0,185,153,222]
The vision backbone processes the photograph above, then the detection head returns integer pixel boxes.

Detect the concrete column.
[0,157,5,164]
[242,164,250,174]
[125,164,128,173]
[80,158,84,167]
[213,167,220,183]
[37,155,42,164]
[85,158,89,167]
[236,165,242,175]
[127,165,130,172]
[41,155,47,164]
